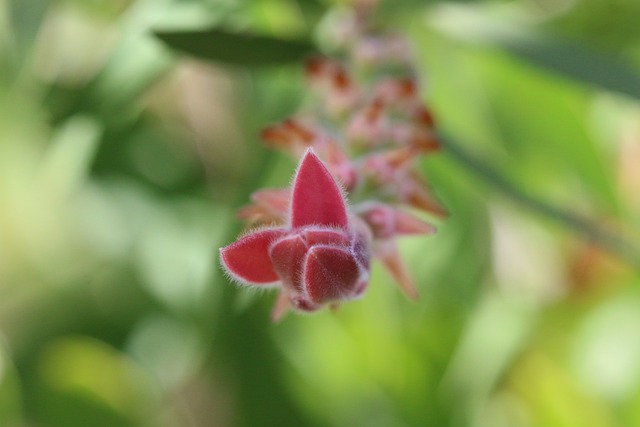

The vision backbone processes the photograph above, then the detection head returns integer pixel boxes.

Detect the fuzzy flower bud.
[220,150,371,319]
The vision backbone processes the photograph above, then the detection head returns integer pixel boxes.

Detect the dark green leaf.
[426,5,640,101]
[153,28,317,67]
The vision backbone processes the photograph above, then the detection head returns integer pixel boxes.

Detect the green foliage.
[154,29,317,67]
[1,0,640,426]
[426,4,640,101]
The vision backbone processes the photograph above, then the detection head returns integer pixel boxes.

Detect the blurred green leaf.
[440,290,534,426]
[426,4,640,101]
[0,344,22,426]
[154,28,317,66]
[295,0,327,23]
[439,133,640,270]
[510,353,617,427]
[548,0,640,51]
[35,337,157,427]
[462,49,620,213]
[8,0,51,54]
[5,1,640,426]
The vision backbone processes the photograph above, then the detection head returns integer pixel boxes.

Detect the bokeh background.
[2,0,640,426]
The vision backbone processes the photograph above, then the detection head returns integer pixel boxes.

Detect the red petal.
[291,296,321,312]
[291,149,348,229]
[376,240,419,300]
[301,228,350,247]
[351,229,371,271]
[394,209,436,235]
[404,172,448,218]
[303,245,362,303]
[360,203,396,238]
[219,228,286,285]
[269,234,308,292]
[361,203,436,238]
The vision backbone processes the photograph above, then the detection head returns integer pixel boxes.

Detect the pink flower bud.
[219,149,372,318]
[374,77,419,110]
[357,202,436,239]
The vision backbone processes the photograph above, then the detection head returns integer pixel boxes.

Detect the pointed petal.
[376,240,419,300]
[360,203,395,238]
[406,186,447,218]
[260,120,316,153]
[404,172,448,218]
[383,147,415,169]
[269,234,308,292]
[219,228,287,285]
[411,133,441,153]
[251,188,290,213]
[291,149,348,228]
[271,292,291,322]
[283,119,316,144]
[304,245,362,303]
[360,202,436,238]
[393,209,437,235]
[260,124,293,148]
[414,105,436,128]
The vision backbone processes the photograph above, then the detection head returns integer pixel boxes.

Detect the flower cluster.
[220,7,446,320]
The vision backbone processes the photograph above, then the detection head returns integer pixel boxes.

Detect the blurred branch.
[440,133,640,270]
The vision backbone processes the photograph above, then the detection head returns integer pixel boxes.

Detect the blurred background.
[2,0,640,426]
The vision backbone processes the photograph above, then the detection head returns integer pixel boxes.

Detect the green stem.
[440,133,640,270]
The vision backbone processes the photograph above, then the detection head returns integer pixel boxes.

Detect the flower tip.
[301,146,319,161]
[377,240,421,300]
[405,285,420,301]
[291,149,349,229]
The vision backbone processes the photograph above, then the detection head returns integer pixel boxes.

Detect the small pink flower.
[236,188,290,225]
[304,57,360,117]
[220,149,371,319]
[357,202,436,239]
[356,201,436,300]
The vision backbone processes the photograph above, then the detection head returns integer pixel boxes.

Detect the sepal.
[219,228,287,285]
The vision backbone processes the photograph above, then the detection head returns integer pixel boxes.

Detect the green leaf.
[0,344,23,426]
[439,132,640,270]
[153,28,317,67]
[426,4,640,101]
